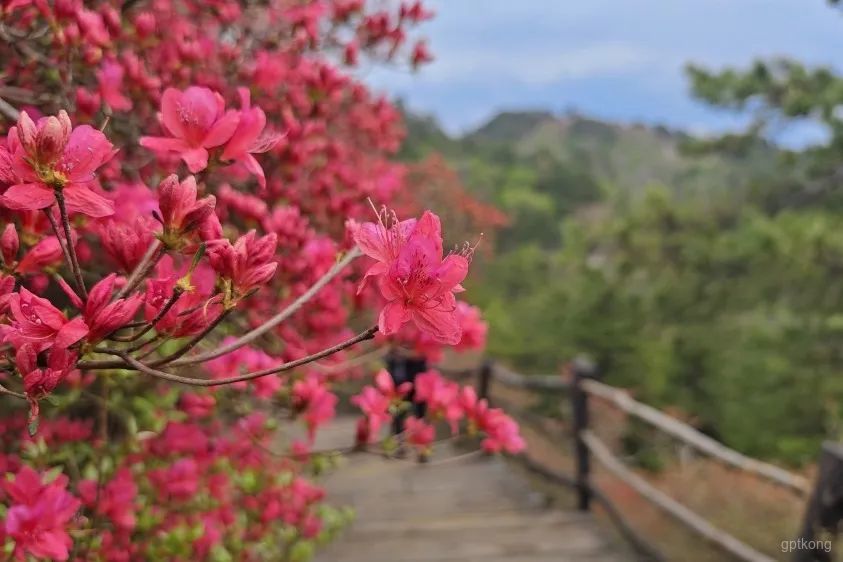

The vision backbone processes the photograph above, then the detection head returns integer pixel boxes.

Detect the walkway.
[312,417,630,562]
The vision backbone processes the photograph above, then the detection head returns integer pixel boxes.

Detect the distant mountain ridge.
[401,108,775,198]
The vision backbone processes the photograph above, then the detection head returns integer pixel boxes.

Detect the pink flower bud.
[1,224,19,265]
[16,111,37,155]
[35,111,71,164]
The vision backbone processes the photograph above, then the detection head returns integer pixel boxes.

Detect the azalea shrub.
[0,1,522,560]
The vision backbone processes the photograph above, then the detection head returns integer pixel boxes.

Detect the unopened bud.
[36,115,68,163]
[0,224,19,266]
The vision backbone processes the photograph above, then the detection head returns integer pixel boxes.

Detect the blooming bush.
[0,1,521,560]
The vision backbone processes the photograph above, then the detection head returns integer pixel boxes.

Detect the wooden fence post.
[571,357,597,511]
[793,443,843,562]
[477,359,492,403]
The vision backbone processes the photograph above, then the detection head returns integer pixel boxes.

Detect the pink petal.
[435,255,469,291]
[221,107,265,160]
[352,222,391,263]
[57,125,115,181]
[413,210,443,257]
[63,184,115,217]
[139,136,190,154]
[55,276,84,310]
[86,273,117,318]
[378,301,411,335]
[240,153,266,189]
[1,183,55,210]
[203,110,240,148]
[412,304,461,345]
[54,316,89,349]
[182,147,210,173]
[160,87,188,139]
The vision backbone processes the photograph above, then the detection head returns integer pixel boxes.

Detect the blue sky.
[364,0,843,140]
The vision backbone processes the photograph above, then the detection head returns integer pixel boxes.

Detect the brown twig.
[148,309,232,367]
[108,287,183,342]
[0,383,25,400]
[169,248,361,367]
[99,325,378,387]
[54,189,87,299]
[116,240,164,299]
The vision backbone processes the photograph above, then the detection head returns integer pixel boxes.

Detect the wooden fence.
[456,359,842,562]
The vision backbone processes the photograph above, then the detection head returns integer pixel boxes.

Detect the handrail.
[466,358,823,561]
[581,378,810,496]
[582,430,776,562]
[481,361,808,495]
[490,363,568,390]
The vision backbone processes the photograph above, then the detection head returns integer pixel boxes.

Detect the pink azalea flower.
[404,416,435,453]
[3,467,81,561]
[1,223,19,266]
[78,468,138,531]
[454,301,488,351]
[220,88,282,189]
[207,230,278,297]
[479,408,525,454]
[374,368,413,400]
[16,344,78,400]
[99,215,157,273]
[292,374,338,440]
[351,209,470,344]
[139,86,240,173]
[16,235,65,275]
[96,58,132,111]
[58,273,142,343]
[414,369,462,432]
[0,110,116,217]
[351,386,391,440]
[155,174,217,246]
[149,458,200,501]
[4,287,89,352]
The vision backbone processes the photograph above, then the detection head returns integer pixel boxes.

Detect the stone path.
[312,418,630,562]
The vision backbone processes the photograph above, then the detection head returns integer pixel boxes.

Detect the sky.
[364,0,843,141]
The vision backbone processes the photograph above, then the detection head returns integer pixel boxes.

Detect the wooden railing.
[459,359,841,562]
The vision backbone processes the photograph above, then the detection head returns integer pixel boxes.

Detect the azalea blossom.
[4,287,88,352]
[351,209,470,344]
[0,110,116,217]
[78,468,138,531]
[292,374,338,440]
[404,416,435,453]
[140,86,240,173]
[219,88,282,189]
[351,386,392,442]
[454,301,488,351]
[58,273,143,343]
[15,344,79,427]
[155,174,217,247]
[3,466,81,561]
[96,58,133,111]
[207,230,278,299]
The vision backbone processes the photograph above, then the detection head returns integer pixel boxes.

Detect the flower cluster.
[0,0,515,559]
[352,369,524,455]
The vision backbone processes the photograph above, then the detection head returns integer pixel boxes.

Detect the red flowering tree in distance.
[0,0,523,560]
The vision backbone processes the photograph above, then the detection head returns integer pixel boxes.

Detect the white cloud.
[419,42,661,85]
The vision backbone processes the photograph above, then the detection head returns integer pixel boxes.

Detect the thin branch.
[116,240,164,299]
[0,96,19,121]
[108,287,183,342]
[169,248,361,367]
[0,383,25,400]
[43,209,75,280]
[310,346,386,373]
[54,189,87,299]
[102,325,378,387]
[148,309,232,367]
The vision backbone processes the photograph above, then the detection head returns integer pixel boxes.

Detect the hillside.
[402,109,775,206]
